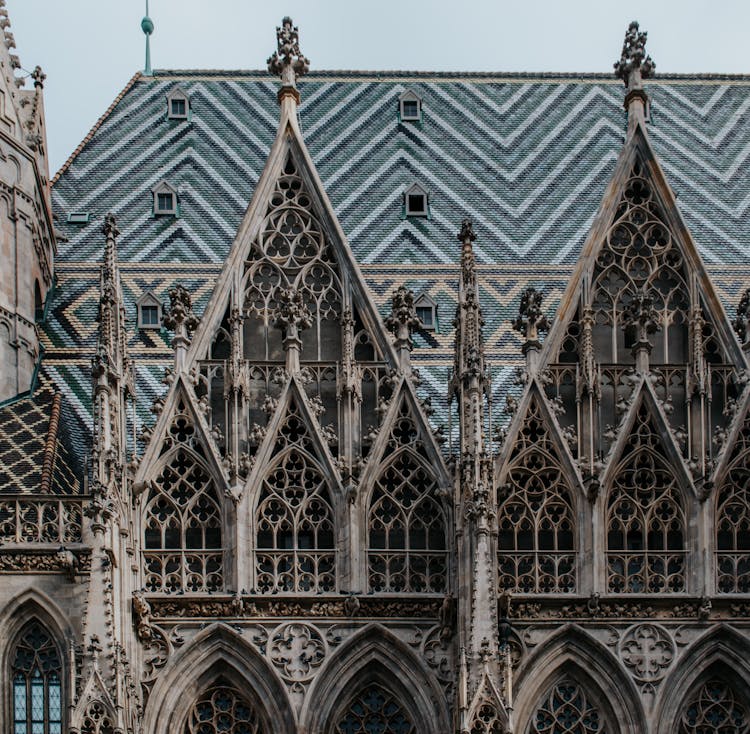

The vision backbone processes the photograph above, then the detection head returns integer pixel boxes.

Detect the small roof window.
[404,183,429,218]
[67,212,90,225]
[166,87,190,120]
[137,291,162,329]
[152,181,178,217]
[399,90,422,122]
[414,293,437,331]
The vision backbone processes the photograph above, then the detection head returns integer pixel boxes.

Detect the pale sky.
[8,0,750,174]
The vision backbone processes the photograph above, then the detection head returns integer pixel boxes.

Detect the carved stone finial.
[162,284,199,334]
[267,16,310,99]
[614,21,655,88]
[102,212,119,240]
[457,218,476,244]
[733,288,750,348]
[387,286,420,365]
[512,287,549,344]
[31,65,45,89]
[273,287,312,333]
[624,289,660,369]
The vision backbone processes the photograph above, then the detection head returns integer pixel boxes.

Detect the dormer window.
[414,293,437,330]
[399,90,422,122]
[166,88,190,120]
[137,292,162,329]
[67,212,90,225]
[404,183,429,218]
[152,181,178,216]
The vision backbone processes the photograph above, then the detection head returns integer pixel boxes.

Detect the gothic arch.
[0,590,72,734]
[141,443,226,594]
[142,624,294,734]
[513,625,645,734]
[655,625,750,734]
[301,624,449,734]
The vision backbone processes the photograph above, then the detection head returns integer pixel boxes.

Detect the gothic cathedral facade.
[2,10,750,734]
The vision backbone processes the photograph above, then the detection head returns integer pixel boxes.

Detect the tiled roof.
[45,69,750,460]
[52,71,750,266]
[0,379,83,495]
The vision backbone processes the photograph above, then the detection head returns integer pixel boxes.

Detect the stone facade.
[2,13,750,734]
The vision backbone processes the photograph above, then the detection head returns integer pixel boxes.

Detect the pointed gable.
[538,122,746,482]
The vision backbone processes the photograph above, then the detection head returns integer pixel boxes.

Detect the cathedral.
[2,4,750,732]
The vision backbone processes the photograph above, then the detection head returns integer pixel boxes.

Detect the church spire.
[614,20,655,130]
[267,16,310,107]
[452,218,490,469]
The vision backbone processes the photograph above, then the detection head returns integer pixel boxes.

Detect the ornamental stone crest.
[614,21,655,86]
[267,16,310,89]
[267,622,326,683]
[617,623,675,685]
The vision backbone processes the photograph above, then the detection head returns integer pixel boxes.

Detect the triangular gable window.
[137,291,162,329]
[404,183,429,218]
[399,89,422,122]
[166,87,190,120]
[414,293,437,330]
[152,181,178,217]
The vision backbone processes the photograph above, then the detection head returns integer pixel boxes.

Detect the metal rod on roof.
[142,0,154,76]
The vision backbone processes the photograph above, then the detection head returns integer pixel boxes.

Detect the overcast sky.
[8,0,750,174]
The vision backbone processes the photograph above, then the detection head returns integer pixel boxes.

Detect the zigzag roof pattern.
[52,71,750,266]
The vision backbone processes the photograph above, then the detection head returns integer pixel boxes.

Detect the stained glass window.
[12,622,63,734]
[679,679,749,733]
[184,683,263,734]
[530,680,605,734]
[334,684,415,734]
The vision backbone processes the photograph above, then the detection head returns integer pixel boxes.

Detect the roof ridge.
[52,71,142,185]
[39,391,62,493]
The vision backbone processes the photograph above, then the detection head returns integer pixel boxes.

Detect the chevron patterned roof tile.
[52,73,750,267]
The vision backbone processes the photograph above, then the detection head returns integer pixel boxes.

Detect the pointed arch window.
[716,482,750,594]
[184,681,263,734]
[367,405,447,593]
[678,678,749,733]
[254,401,336,593]
[498,398,576,594]
[11,621,63,734]
[333,684,415,734]
[606,404,686,593]
[528,679,607,734]
[143,403,223,593]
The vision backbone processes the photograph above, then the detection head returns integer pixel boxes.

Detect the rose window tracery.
[606,404,686,593]
[255,400,336,593]
[143,443,223,594]
[678,679,749,734]
[470,702,506,734]
[80,702,114,734]
[333,684,415,734]
[530,680,606,734]
[498,397,576,594]
[184,683,263,734]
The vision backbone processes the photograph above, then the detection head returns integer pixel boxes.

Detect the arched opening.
[183,679,264,734]
[11,620,63,734]
[34,281,44,323]
[526,678,610,734]
[331,683,415,734]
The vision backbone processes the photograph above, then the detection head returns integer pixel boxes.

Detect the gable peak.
[267,16,310,105]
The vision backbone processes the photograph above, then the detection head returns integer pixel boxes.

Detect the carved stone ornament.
[614,20,655,86]
[617,623,675,684]
[267,16,310,87]
[273,286,312,333]
[162,283,199,334]
[386,285,421,335]
[733,287,750,344]
[512,286,550,344]
[267,622,326,682]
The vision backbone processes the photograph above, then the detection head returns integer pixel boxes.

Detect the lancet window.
[255,399,336,593]
[606,404,686,593]
[184,682,263,734]
[716,417,750,593]
[143,400,223,593]
[528,680,606,734]
[11,621,63,734]
[333,684,415,734]
[678,679,749,734]
[367,402,447,593]
[498,397,576,594]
